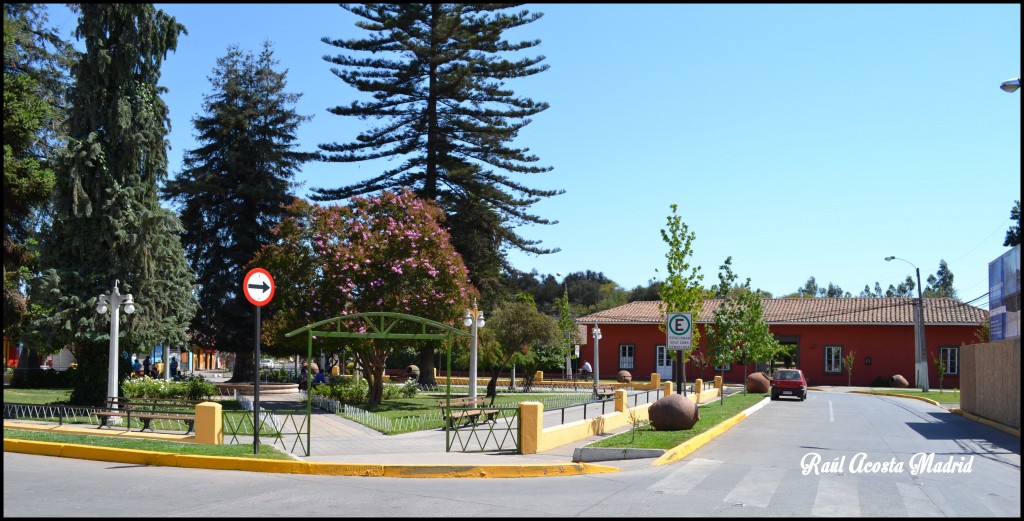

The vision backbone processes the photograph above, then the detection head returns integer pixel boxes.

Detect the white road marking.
[649,458,722,495]
[896,482,944,517]
[723,467,786,508]
[811,473,860,517]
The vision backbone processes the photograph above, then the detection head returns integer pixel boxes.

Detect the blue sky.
[44,4,1020,304]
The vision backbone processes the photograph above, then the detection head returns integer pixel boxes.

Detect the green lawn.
[3,428,292,459]
[3,388,72,404]
[590,392,768,450]
[863,388,960,404]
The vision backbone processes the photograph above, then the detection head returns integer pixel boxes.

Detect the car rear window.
[777,370,800,380]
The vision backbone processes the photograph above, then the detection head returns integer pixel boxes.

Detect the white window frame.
[619,344,635,370]
[824,345,842,374]
[939,346,959,375]
[714,362,731,372]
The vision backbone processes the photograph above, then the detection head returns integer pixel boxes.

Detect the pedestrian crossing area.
[646,457,1016,517]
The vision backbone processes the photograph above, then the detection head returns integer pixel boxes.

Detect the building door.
[656,344,672,380]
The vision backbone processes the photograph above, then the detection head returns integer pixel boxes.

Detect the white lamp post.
[591,324,602,393]
[464,299,485,398]
[96,280,136,407]
[999,77,1020,93]
[885,256,928,392]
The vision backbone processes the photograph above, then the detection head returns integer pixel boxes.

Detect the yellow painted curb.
[949,409,1021,438]
[849,390,940,406]
[2,437,619,479]
[651,397,769,466]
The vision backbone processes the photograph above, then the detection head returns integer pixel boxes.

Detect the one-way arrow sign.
[243,268,275,307]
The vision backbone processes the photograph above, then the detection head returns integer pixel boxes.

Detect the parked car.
[260,358,275,369]
[771,369,807,401]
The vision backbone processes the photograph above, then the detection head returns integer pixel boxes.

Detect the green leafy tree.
[690,351,710,383]
[932,352,946,393]
[162,41,314,383]
[311,4,561,307]
[924,259,957,300]
[253,190,476,402]
[843,350,857,387]
[3,3,72,343]
[704,292,742,404]
[710,256,738,298]
[1005,200,1020,247]
[483,296,561,400]
[738,286,781,391]
[29,4,193,406]
[658,203,705,392]
[556,287,575,379]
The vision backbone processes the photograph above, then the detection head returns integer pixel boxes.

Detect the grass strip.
[589,392,767,450]
[3,428,293,459]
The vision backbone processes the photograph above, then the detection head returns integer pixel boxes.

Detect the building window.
[824,345,842,373]
[619,344,635,370]
[938,346,959,375]
[714,362,731,372]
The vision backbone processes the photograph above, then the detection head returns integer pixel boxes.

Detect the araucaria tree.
[312,4,562,309]
[658,203,705,392]
[253,189,476,402]
[162,42,315,383]
[30,4,195,406]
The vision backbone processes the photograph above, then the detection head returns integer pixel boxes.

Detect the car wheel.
[771,392,778,401]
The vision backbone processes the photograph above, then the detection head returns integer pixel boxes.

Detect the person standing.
[170,356,179,378]
[143,356,151,377]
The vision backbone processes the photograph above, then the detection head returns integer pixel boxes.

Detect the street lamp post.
[464,299,485,398]
[885,256,929,392]
[96,280,136,407]
[591,325,602,394]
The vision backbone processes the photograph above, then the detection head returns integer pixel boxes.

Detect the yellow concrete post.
[518,401,544,455]
[714,375,723,389]
[650,373,661,388]
[614,389,628,412]
[694,378,703,398]
[664,380,674,396]
[194,401,223,445]
[535,370,544,382]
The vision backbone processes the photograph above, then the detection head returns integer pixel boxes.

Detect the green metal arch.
[284,311,470,340]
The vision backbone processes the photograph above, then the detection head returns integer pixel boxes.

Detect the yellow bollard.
[714,375,723,389]
[518,402,544,454]
[194,401,223,445]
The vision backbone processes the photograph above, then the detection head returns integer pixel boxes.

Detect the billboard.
[989,245,1021,340]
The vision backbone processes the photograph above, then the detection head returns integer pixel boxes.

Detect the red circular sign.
[243,268,275,307]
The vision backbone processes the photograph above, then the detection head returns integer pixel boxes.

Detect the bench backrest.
[439,397,492,408]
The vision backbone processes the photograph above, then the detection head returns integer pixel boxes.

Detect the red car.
[771,369,807,401]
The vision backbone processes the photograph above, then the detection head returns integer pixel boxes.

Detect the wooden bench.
[384,368,415,382]
[438,397,500,429]
[95,397,198,434]
[594,387,616,400]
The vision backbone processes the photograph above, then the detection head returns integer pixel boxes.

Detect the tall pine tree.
[30,4,194,405]
[162,42,314,383]
[3,3,72,342]
[312,4,561,299]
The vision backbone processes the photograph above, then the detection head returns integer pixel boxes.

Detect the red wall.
[581,322,977,388]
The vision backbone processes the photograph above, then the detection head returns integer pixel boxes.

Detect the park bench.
[95,397,198,434]
[438,397,500,429]
[594,387,616,400]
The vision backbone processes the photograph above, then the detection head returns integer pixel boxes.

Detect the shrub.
[121,375,216,400]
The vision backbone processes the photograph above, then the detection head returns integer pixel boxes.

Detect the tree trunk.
[229,350,255,383]
[416,345,437,387]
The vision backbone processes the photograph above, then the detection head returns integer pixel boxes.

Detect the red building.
[576,298,987,388]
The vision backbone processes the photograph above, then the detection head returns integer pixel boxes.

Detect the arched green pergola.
[285,312,471,449]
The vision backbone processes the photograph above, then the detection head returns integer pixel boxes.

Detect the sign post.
[667,312,692,396]
[243,268,275,454]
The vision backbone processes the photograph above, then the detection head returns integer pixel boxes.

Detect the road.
[4,391,1019,517]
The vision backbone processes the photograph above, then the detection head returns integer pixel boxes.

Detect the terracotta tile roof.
[576,298,988,326]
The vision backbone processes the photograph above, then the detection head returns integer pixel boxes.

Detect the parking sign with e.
[667,312,692,351]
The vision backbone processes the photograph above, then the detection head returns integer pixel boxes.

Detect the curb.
[949,409,1021,438]
[652,396,770,466]
[573,446,665,463]
[848,390,940,406]
[1,433,620,479]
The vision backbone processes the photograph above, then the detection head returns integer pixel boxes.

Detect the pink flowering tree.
[255,190,476,403]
